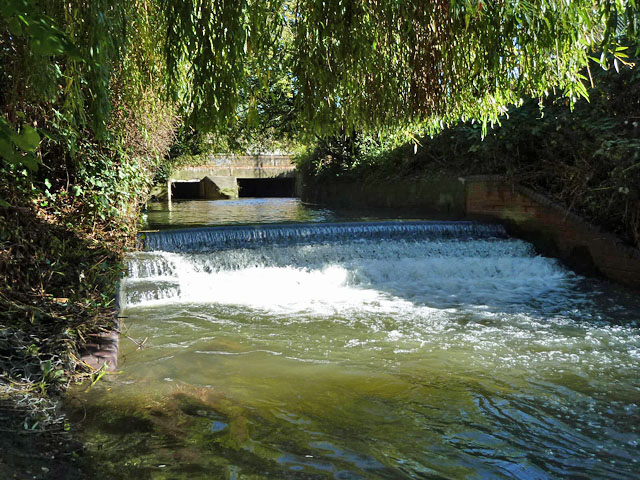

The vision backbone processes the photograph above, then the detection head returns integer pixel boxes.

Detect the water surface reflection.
[143,198,337,229]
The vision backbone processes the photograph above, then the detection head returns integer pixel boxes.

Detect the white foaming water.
[120,237,572,314]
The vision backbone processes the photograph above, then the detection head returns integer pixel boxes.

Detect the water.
[142,198,337,229]
[73,199,640,479]
[140,221,507,252]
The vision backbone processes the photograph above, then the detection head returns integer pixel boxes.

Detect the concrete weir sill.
[78,292,121,372]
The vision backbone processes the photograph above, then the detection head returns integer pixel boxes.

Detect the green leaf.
[7,17,23,36]
[41,360,53,375]
[20,154,39,172]
[0,198,10,207]
[13,125,40,152]
[29,29,65,56]
[0,138,13,158]
[0,141,25,166]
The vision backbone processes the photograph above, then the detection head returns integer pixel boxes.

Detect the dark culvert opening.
[171,181,200,199]
[237,178,296,197]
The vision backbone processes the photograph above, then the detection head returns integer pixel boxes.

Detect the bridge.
[167,154,296,201]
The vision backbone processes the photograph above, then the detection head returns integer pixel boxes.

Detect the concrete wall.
[301,176,467,218]
[198,177,230,200]
[301,175,640,290]
[172,155,295,181]
[172,166,295,181]
[170,155,296,199]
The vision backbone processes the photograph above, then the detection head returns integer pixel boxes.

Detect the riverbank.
[0,183,134,477]
[1,4,177,472]
[0,130,177,475]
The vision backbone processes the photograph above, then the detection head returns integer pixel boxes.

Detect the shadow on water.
[68,383,406,480]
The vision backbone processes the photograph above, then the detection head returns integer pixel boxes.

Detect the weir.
[140,220,507,252]
[124,218,559,313]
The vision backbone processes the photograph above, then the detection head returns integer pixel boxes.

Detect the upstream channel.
[71,198,640,479]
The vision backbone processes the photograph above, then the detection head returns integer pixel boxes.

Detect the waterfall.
[140,221,508,252]
[112,208,640,480]
[122,221,571,312]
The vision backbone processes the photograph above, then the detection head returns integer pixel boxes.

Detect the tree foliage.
[293,0,639,133]
[164,0,640,138]
[162,0,286,131]
[3,0,640,164]
[2,0,640,190]
[1,0,176,219]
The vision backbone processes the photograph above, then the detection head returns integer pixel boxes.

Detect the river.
[71,198,640,479]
